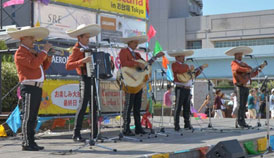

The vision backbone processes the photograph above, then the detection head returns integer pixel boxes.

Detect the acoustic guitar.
[117,52,165,94]
[177,64,208,83]
[234,60,267,85]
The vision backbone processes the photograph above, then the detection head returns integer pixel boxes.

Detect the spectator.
[270,89,274,119]
[213,89,224,118]
[247,89,257,119]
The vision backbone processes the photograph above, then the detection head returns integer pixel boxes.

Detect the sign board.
[39,80,147,115]
[55,0,147,19]
[33,2,97,40]
[98,13,147,47]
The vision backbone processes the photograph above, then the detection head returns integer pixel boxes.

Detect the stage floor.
[1,117,274,158]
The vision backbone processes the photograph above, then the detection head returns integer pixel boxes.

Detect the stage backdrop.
[33,2,97,40]
[39,80,147,115]
[54,0,147,19]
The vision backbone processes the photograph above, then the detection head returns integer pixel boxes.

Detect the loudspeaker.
[206,139,246,158]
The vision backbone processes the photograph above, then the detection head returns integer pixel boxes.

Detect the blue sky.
[203,0,274,15]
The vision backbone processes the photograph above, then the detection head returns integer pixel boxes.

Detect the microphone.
[186,58,194,61]
[244,55,253,58]
[80,48,94,53]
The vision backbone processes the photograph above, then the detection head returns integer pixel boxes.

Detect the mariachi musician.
[7,26,52,151]
[65,24,101,142]
[119,34,149,136]
[225,46,266,128]
[167,49,204,131]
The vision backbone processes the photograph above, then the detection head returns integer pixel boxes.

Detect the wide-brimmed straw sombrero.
[66,24,101,38]
[7,26,49,40]
[167,49,194,57]
[120,34,148,44]
[225,46,252,56]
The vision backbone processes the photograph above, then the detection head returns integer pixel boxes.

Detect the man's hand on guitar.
[189,65,195,71]
[136,62,146,70]
[82,56,91,63]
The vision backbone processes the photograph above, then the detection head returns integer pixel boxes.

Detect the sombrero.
[167,49,194,57]
[7,26,49,40]
[225,46,252,56]
[120,34,148,44]
[66,24,101,38]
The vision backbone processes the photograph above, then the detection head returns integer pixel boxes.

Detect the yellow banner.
[39,79,80,115]
[54,0,147,19]
[54,0,98,9]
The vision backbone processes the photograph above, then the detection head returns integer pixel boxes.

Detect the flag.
[3,0,24,8]
[162,56,169,69]
[166,65,174,81]
[153,41,163,56]
[146,0,149,15]
[17,87,22,100]
[0,125,7,137]
[6,105,21,133]
[147,25,156,42]
[35,21,41,27]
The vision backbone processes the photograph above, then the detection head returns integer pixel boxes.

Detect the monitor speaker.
[206,139,246,158]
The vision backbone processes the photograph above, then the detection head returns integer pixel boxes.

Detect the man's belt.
[21,81,43,88]
[176,85,191,89]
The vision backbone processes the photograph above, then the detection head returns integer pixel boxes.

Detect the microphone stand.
[70,49,117,153]
[260,76,273,157]
[188,59,221,133]
[245,55,266,128]
[151,70,169,138]
[106,42,142,142]
[149,55,183,137]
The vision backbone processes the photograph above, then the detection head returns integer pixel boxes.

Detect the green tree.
[1,40,18,111]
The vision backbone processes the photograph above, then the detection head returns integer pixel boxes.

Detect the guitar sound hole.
[136,67,144,72]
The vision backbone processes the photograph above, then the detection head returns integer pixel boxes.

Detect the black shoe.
[135,129,147,135]
[184,124,193,130]
[33,143,44,150]
[239,123,251,128]
[22,145,39,151]
[72,136,86,142]
[174,126,181,131]
[257,122,262,127]
[123,130,135,136]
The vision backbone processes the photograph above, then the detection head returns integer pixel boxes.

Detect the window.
[187,40,202,49]
[214,38,274,48]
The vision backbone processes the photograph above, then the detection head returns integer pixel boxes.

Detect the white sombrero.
[167,49,194,57]
[225,46,252,56]
[66,24,101,38]
[7,26,49,40]
[120,34,148,44]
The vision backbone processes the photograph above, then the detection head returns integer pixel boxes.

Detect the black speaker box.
[206,139,246,158]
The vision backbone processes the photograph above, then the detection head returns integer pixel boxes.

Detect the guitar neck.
[148,56,157,65]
